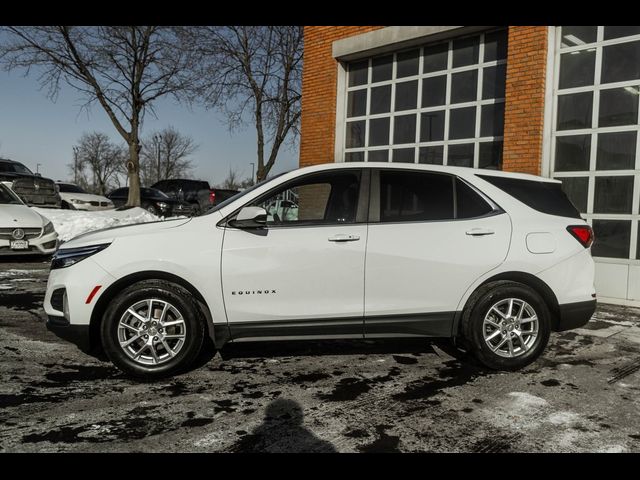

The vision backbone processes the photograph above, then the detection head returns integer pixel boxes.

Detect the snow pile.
[33,207,159,242]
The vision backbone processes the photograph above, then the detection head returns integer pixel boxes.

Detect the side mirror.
[228,206,268,229]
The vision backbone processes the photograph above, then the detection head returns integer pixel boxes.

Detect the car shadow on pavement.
[218,337,474,363]
[227,398,337,453]
[0,255,51,264]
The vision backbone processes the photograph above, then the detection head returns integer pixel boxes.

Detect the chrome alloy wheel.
[482,298,539,358]
[117,299,187,366]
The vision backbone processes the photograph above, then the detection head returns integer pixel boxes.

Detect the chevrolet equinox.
[45,163,596,379]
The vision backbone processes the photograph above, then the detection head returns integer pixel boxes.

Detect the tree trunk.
[126,140,141,207]
[256,165,267,182]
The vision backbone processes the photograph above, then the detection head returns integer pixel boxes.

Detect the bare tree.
[140,126,197,186]
[184,26,303,182]
[68,132,125,195]
[0,26,198,206]
[217,168,253,190]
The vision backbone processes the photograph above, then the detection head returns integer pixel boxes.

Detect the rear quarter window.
[477,174,581,219]
[456,178,494,219]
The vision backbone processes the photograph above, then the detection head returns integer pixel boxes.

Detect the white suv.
[44,163,596,379]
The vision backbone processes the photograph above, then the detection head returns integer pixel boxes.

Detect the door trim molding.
[227,311,457,343]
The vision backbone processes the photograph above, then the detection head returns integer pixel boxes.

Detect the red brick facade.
[502,26,549,175]
[299,26,550,175]
[299,26,383,168]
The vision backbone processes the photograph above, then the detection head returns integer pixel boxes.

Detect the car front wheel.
[143,203,158,216]
[101,280,205,379]
[460,281,551,371]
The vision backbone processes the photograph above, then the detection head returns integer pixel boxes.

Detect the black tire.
[143,203,158,216]
[460,281,551,371]
[190,203,201,216]
[101,279,205,379]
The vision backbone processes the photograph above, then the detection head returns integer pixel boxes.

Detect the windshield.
[0,184,24,205]
[204,172,290,215]
[0,162,34,174]
[58,183,86,194]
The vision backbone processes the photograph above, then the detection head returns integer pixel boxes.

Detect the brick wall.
[502,26,549,175]
[300,26,550,176]
[299,26,383,168]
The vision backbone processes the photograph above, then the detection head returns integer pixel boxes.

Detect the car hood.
[62,216,193,249]
[0,204,46,228]
[59,192,112,203]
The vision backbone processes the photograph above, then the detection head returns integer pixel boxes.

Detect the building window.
[552,26,640,260]
[342,29,508,169]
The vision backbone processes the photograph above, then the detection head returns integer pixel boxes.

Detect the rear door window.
[379,171,454,222]
[477,174,581,219]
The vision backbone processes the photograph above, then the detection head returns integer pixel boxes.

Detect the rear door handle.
[328,234,360,242]
[466,228,495,236]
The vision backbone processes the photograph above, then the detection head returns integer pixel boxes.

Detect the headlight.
[70,198,89,204]
[157,202,169,209]
[43,221,55,236]
[51,243,111,269]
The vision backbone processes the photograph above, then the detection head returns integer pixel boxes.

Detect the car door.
[221,169,369,340]
[364,169,511,337]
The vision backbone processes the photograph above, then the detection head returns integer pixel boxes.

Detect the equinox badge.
[232,290,276,295]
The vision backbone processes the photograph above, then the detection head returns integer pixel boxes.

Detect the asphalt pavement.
[1,258,639,452]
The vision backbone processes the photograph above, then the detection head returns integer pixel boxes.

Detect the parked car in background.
[56,182,115,211]
[45,163,595,379]
[0,158,61,208]
[150,179,240,215]
[106,187,182,217]
[0,183,57,256]
[211,188,240,206]
[150,179,210,216]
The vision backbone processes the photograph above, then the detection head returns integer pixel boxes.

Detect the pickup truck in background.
[0,158,61,208]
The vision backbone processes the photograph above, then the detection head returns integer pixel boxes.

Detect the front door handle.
[466,228,495,236]
[328,234,360,242]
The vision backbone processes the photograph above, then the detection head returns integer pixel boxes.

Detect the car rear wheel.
[460,281,550,370]
[101,280,205,379]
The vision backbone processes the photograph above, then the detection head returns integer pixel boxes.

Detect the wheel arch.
[453,271,561,335]
[89,270,228,353]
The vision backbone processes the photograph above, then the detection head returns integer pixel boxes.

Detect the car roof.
[292,162,559,184]
[0,158,21,164]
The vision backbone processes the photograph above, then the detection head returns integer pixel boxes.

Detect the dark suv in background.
[0,158,61,208]
[151,179,239,215]
[107,187,184,217]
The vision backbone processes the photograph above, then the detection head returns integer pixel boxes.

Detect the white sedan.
[56,182,114,211]
[0,183,58,255]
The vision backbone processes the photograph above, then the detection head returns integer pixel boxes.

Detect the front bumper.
[0,231,58,256]
[44,257,117,351]
[554,299,597,331]
[46,315,92,352]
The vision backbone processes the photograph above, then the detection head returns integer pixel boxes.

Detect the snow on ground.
[33,207,159,242]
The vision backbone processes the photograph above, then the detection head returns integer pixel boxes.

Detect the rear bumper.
[554,299,597,331]
[46,315,92,352]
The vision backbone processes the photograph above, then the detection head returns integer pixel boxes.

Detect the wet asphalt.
[1,258,640,452]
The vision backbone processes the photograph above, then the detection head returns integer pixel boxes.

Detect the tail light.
[567,225,594,248]
[209,190,216,204]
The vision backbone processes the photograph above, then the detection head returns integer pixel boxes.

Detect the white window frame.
[337,30,507,168]
[550,26,640,265]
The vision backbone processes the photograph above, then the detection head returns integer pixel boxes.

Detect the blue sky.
[0,69,299,186]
